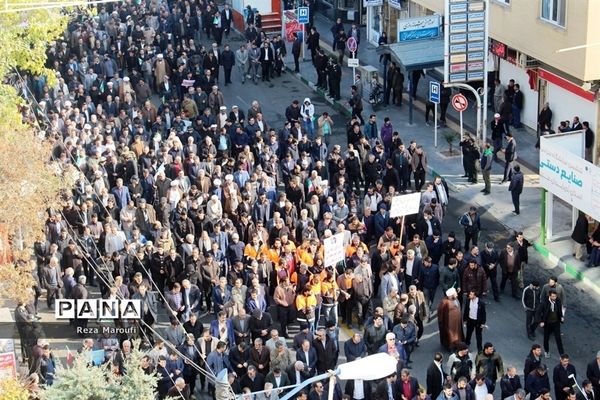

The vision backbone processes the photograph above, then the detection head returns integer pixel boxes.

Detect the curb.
[533,241,600,296]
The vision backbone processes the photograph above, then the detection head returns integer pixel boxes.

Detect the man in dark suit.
[312,328,336,375]
[287,361,310,385]
[266,367,291,394]
[553,355,577,400]
[229,341,250,377]
[240,365,265,393]
[426,352,447,400]
[165,282,186,321]
[586,352,600,397]
[509,165,524,215]
[309,381,327,400]
[296,339,318,376]
[132,283,158,344]
[463,290,486,352]
[209,311,236,346]
[220,4,233,37]
[181,279,202,319]
[259,42,274,83]
[536,290,565,358]
[182,312,203,339]
[500,366,522,399]
[232,307,252,345]
[376,373,399,400]
[502,132,516,183]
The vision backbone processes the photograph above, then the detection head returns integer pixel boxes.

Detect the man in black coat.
[553,355,577,400]
[220,44,235,85]
[509,165,524,215]
[292,32,302,73]
[240,365,266,393]
[572,213,590,262]
[375,373,399,400]
[502,132,516,183]
[426,352,447,400]
[586,352,600,397]
[312,328,337,374]
[259,42,274,83]
[463,290,486,352]
[536,290,565,357]
[221,4,233,37]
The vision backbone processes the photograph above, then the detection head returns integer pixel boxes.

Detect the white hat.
[446,288,458,297]
[214,179,222,186]
[210,124,217,129]
[219,106,227,111]
[494,113,500,118]
[107,81,114,86]
[64,100,72,107]
[123,76,130,82]
[225,174,233,181]
[385,332,396,340]
[157,53,164,59]
[232,105,238,109]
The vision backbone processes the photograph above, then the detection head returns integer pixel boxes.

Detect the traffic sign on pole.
[346,36,358,53]
[452,93,468,112]
[429,81,440,104]
[298,7,309,24]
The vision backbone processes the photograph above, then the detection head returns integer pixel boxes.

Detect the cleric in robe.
[437,287,464,350]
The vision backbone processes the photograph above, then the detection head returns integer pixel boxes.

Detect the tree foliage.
[0,1,71,305]
[40,346,159,400]
[0,376,30,400]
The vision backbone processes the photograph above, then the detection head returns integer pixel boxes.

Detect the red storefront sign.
[538,68,595,102]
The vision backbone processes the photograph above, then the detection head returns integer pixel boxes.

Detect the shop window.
[541,0,566,27]
[343,0,355,8]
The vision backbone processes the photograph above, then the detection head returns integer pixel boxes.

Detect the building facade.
[402,0,600,161]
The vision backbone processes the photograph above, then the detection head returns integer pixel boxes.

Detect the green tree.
[41,346,159,400]
[0,1,71,305]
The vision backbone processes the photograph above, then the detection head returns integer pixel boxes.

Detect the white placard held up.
[323,232,346,268]
[389,192,421,218]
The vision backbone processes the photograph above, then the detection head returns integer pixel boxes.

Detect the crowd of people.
[8,1,600,400]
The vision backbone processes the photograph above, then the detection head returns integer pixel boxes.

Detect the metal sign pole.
[460,110,464,164]
[482,0,490,143]
[434,103,438,147]
[352,51,356,84]
[302,23,306,61]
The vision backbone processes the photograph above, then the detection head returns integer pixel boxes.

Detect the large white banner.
[539,132,600,221]
[323,232,346,268]
[389,192,421,218]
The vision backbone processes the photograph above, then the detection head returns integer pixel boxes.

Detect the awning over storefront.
[376,38,445,124]
[376,38,445,71]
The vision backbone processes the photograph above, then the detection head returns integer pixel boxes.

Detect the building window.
[541,0,566,27]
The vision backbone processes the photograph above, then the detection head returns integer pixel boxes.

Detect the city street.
[9,28,600,397]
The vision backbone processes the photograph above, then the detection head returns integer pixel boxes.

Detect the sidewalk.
[282,17,599,294]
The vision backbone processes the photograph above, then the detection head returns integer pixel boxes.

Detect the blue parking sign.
[429,81,440,104]
[298,7,309,24]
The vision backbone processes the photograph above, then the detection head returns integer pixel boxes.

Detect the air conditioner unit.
[517,53,540,69]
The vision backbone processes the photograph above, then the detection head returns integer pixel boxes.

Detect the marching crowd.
[9,1,600,400]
